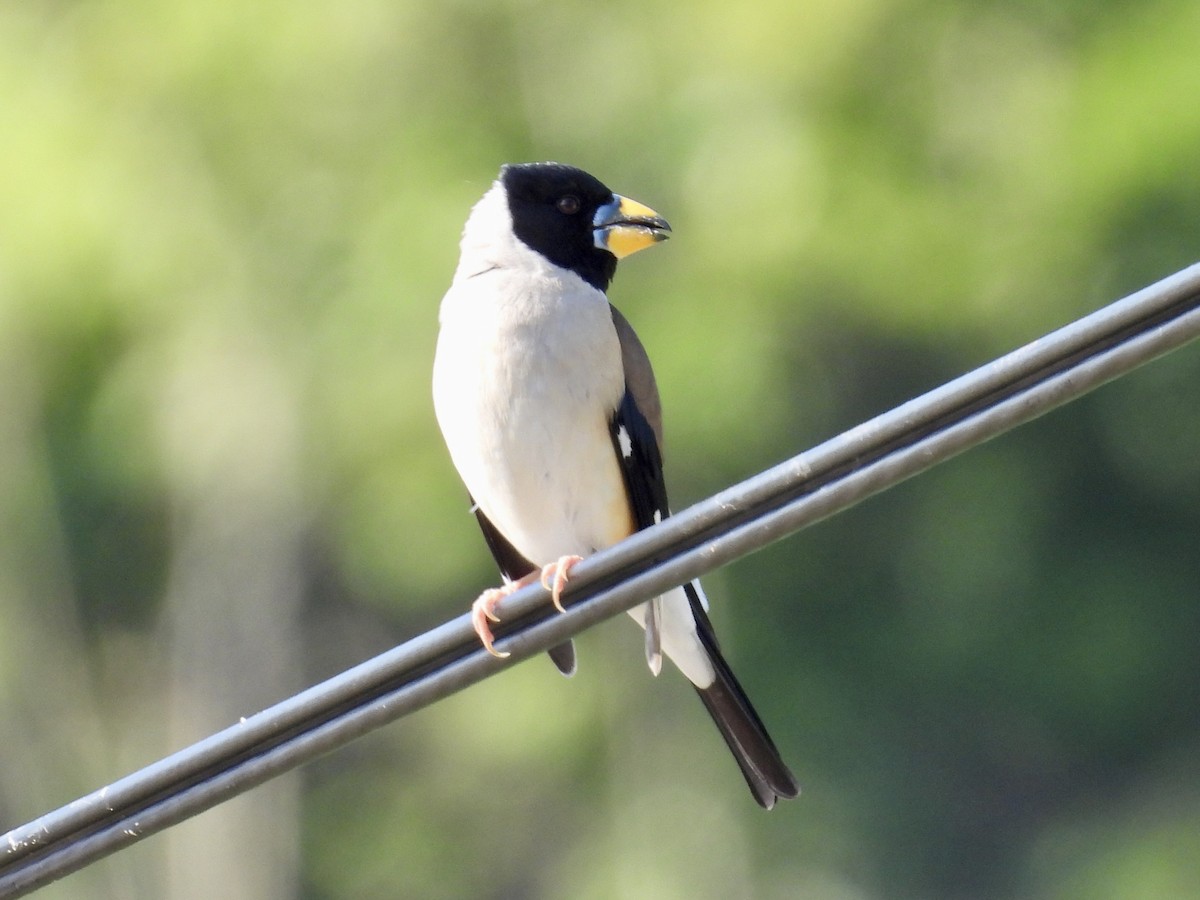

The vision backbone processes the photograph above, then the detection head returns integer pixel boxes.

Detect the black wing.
[609,388,669,532]
[609,386,672,669]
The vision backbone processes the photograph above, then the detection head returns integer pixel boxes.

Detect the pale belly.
[479,397,635,564]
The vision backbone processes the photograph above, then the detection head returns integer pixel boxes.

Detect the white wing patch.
[617,424,633,458]
[653,509,662,524]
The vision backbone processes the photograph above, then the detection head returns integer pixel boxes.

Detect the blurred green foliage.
[3,0,1200,897]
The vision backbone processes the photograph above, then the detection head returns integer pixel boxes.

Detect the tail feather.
[686,584,799,808]
[693,662,799,808]
[547,640,577,676]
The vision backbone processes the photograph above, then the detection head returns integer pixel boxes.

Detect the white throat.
[453,181,541,283]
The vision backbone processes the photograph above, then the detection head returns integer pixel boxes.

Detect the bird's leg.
[470,569,541,658]
[471,556,582,657]
[539,555,583,613]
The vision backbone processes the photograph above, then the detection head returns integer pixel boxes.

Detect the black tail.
[686,585,799,809]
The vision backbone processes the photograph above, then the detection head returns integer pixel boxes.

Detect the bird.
[432,162,799,808]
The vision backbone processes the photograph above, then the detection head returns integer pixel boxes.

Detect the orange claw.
[539,555,583,613]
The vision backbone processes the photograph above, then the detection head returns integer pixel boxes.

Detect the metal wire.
[3,262,1200,897]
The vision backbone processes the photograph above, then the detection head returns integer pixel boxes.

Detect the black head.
[500,163,621,291]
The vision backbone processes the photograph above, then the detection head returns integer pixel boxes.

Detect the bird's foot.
[471,587,512,658]
[470,569,541,658]
[470,557,582,656]
[539,555,584,613]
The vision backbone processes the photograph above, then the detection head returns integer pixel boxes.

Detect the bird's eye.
[556,195,581,215]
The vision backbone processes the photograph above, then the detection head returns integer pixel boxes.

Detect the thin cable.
[3,263,1200,897]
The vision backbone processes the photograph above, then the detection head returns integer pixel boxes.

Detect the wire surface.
[3,262,1200,898]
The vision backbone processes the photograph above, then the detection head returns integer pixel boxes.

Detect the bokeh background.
[3,1,1200,897]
